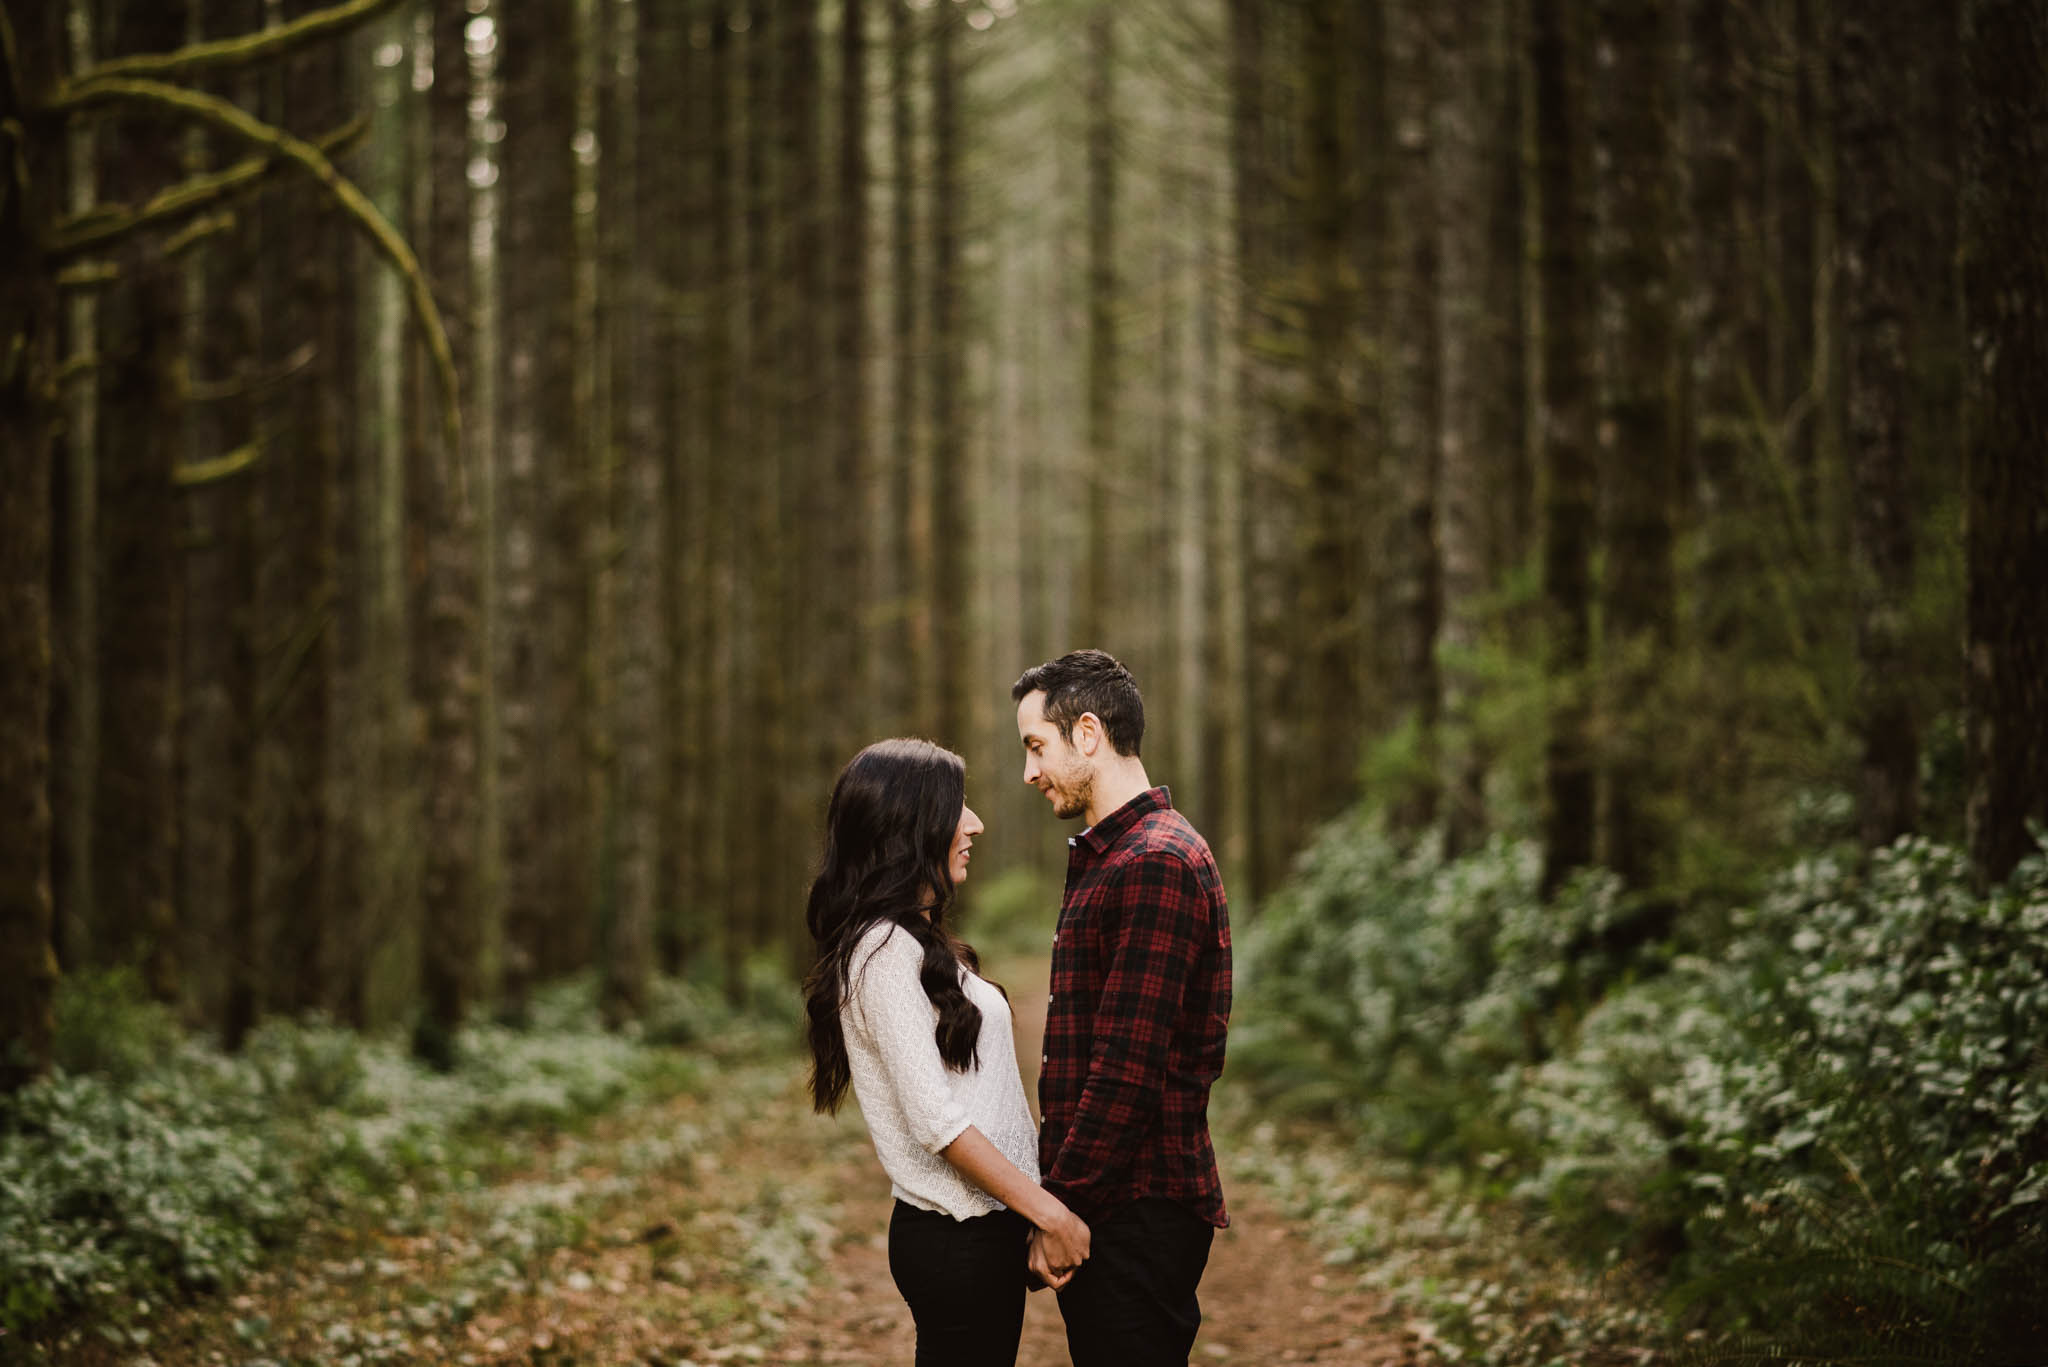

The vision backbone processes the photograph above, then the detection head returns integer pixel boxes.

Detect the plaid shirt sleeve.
[1040,849,1213,1214]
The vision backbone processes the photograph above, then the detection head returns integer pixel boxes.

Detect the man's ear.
[1074,712,1104,757]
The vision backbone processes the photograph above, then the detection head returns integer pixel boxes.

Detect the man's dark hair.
[1011,649,1145,757]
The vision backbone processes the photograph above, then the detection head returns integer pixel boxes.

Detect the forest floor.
[26,956,1649,1367]
[770,953,1408,1367]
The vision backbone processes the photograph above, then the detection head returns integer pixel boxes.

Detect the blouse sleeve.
[846,928,975,1155]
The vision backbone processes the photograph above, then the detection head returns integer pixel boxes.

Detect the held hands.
[1026,1205,1091,1291]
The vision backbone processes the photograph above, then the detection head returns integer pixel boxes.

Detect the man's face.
[1016,690,1094,821]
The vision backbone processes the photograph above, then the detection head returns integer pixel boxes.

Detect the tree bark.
[929,0,966,748]
[1077,5,1115,649]
[415,0,481,1065]
[1835,0,1920,850]
[1593,0,1679,892]
[1532,0,1597,897]
[0,1,62,1091]
[1962,0,2048,888]
[1299,0,1366,826]
[880,0,919,737]
[605,0,655,1028]
[830,0,871,775]
[497,0,581,1023]
[1226,0,1271,898]
[1434,0,1511,856]
[1387,0,1442,835]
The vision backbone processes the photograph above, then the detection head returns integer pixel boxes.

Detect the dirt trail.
[768,957,1408,1366]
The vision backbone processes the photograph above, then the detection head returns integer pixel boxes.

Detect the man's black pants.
[887,1199,1029,1366]
[1055,1197,1216,1367]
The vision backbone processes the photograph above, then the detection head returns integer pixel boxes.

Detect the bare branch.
[55,76,460,465]
[51,116,366,258]
[162,209,234,256]
[173,443,261,487]
[56,261,119,289]
[66,0,403,86]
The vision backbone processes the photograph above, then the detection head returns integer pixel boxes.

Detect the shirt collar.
[1071,785,1172,857]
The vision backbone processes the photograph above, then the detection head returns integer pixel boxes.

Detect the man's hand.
[1027,1227,1074,1290]
[1027,1207,1091,1290]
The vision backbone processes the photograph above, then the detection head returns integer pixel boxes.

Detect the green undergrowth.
[1217,1100,1678,1366]
[0,963,803,1352]
[1232,814,2048,1365]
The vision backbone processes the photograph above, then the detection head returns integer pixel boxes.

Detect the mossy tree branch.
[64,0,402,86]
[55,76,460,465]
[51,116,366,258]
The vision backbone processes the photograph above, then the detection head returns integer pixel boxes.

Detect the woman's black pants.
[887,1199,1029,1366]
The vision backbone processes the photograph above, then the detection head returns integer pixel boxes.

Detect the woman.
[804,739,1090,1365]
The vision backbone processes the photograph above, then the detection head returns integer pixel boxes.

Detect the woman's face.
[948,802,985,884]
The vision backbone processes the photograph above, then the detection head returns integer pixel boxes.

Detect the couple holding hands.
[803,650,1232,1367]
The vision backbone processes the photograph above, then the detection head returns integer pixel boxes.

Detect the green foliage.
[1513,840,2048,1353]
[643,956,802,1056]
[0,1065,293,1329]
[1237,818,2048,1363]
[50,966,181,1085]
[957,865,1059,958]
[0,970,780,1338]
[1234,818,1638,1158]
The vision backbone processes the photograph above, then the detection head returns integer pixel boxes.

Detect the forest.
[2,0,2045,1362]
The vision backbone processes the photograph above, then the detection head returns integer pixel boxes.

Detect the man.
[1012,649,1231,1367]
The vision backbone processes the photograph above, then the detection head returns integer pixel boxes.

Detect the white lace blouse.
[842,920,1040,1221]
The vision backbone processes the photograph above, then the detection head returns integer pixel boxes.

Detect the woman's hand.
[1027,1204,1090,1288]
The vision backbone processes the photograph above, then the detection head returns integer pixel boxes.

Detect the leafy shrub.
[1237,818,2048,1362]
[0,1065,295,1329]
[51,967,181,1085]
[1235,819,1639,1158]
[0,968,765,1336]
[643,956,803,1056]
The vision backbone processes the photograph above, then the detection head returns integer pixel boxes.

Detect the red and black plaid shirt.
[1038,787,1232,1229]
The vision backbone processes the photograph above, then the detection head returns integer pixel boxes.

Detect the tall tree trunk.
[1774,0,1821,526]
[1077,5,1115,648]
[576,0,616,986]
[1226,0,1270,897]
[1388,0,1442,835]
[651,0,696,976]
[1434,0,1510,856]
[704,3,742,994]
[416,0,481,1066]
[498,0,581,1024]
[86,2,188,1004]
[929,0,965,746]
[737,0,784,969]
[880,0,920,736]
[605,0,656,1028]
[1962,0,2048,889]
[264,0,348,1018]
[778,0,825,966]
[1532,0,1597,897]
[1488,0,1533,578]
[832,0,871,774]
[1299,0,1365,825]
[51,0,98,978]
[1594,0,1679,892]
[1835,0,1920,850]
[0,1,61,1091]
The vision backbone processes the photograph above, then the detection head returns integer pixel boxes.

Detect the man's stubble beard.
[1053,763,1093,822]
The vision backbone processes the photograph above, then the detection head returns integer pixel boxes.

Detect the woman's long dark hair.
[804,739,988,1115]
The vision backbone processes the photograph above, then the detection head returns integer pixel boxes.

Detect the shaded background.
[3,0,2044,1213]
